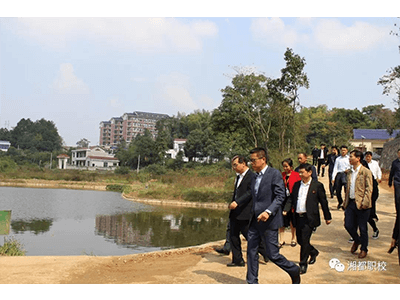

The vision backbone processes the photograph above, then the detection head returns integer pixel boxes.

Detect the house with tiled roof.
[70,146,119,170]
[349,129,400,154]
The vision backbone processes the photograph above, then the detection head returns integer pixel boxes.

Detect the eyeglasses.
[250,157,264,163]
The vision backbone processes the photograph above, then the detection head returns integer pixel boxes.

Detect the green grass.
[0,236,26,256]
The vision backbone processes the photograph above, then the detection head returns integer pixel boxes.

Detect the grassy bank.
[0,162,235,204]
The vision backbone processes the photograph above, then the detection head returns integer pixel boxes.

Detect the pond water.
[0,187,228,256]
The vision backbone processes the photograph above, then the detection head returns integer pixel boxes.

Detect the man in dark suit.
[227,155,268,266]
[311,145,319,166]
[317,143,328,177]
[246,147,300,284]
[325,146,339,198]
[296,153,317,181]
[285,164,332,274]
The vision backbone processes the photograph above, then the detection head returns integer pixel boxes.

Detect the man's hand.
[257,211,270,222]
[229,201,238,210]
[332,180,335,185]
[282,211,287,216]
[326,220,332,225]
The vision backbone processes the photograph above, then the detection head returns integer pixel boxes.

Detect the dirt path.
[1,175,400,284]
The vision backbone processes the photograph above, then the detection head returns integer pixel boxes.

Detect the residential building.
[0,140,11,152]
[71,146,120,170]
[99,111,169,147]
[166,139,189,162]
[350,129,400,154]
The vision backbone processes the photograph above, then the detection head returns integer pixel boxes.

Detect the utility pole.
[137,154,140,173]
[50,153,53,169]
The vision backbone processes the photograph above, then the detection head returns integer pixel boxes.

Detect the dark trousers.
[312,157,318,166]
[328,172,336,197]
[295,214,318,268]
[230,218,268,263]
[222,222,231,252]
[395,185,400,215]
[368,181,379,231]
[246,218,299,284]
[345,200,371,252]
[335,173,347,206]
[317,159,325,176]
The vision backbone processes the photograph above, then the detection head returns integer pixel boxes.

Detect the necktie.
[232,175,240,201]
[254,172,262,197]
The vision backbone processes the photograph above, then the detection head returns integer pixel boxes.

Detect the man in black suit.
[317,143,328,177]
[246,147,300,284]
[311,145,319,166]
[296,152,317,181]
[227,155,268,266]
[325,146,339,198]
[285,164,332,274]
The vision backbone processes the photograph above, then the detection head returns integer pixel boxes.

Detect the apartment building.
[99,111,169,147]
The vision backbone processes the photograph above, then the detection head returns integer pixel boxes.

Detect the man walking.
[284,164,332,274]
[227,155,268,266]
[317,144,328,177]
[332,145,350,210]
[389,149,400,219]
[295,153,317,181]
[325,146,339,198]
[246,147,300,284]
[344,150,373,259]
[312,145,319,166]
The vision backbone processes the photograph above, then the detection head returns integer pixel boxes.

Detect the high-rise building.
[99,111,169,147]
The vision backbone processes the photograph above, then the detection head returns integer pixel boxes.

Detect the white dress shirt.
[296,178,312,214]
[332,155,350,180]
[349,164,361,199]
[367,159,382,181]
[236,168,249,188]
[319,149,325,159]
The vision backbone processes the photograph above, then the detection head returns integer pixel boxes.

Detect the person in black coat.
[317,143,328,177]
[325,146,339,198]
[284,163,332,275]
[227,155,268,266]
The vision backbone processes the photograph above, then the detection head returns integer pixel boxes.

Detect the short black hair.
[340,145,348,150]
[365,151,373,157]
[331,145,338,151]
[232,155,247,164]
[298,152,308,158]
[298,163,313,173]
[250,147,267,159]
[320,143,325,147]
[350,149,363,159]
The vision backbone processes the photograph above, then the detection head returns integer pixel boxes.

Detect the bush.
[0,236,26,256]
[106,184,128,193]
[0,157,18,172]
[145,164,167,175]
[114,166,131,175]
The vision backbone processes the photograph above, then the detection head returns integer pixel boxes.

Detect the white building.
[71,146,120,170]
[166,139,189,162]
[0,140,11,152]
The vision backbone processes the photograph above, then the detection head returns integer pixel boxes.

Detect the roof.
[57,154,70,158]
[88,156,119,161]
[353,129,400,140]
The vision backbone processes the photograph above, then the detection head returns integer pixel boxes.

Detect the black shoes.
[299,265,307,274]
[372,229,379,239]
[227,260,245,267]
[309,252,319,265]
[215,248,229,255]
[292,267,301,283]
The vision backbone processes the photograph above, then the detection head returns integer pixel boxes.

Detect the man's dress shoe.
[291,267,301,284]
[227,261,245,267]
[350,242,360,254]
[309,252,319,265]
[215,248,229,255]
[299,265,307,274]
[358,250,367,259]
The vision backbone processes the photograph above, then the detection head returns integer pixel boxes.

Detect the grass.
[1,161,237,204]
[0,236,26,256]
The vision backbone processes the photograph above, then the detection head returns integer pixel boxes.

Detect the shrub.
[0,236,26,256]
[0,157,18,173]
[106,184,128,193]
[114,166,131,175]
[145,164,167,175]
[182,188,231,203]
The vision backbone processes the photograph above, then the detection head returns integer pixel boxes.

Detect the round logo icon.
[335,263,345,272]
[329,258,340,269]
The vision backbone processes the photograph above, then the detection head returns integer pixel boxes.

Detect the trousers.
[246,218,299,284]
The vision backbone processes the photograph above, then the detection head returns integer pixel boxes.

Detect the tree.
[76,138,90,148]
[212,48,309,154]
[9,118,62,152]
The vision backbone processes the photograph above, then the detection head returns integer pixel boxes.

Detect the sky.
[1,2,400,147]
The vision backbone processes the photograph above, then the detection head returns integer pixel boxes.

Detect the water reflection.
[95,208,228,250]
[0,186,228,255]
[11,219,53,235]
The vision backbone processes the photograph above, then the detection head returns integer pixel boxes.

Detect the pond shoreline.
[0,178,228,210]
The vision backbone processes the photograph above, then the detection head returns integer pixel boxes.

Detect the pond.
[0,187,228,256]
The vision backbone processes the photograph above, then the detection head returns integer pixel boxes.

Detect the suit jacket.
[325,153,338,175]
[318,148,328,162]
[284,180,332,228]
[343,165,373,210]
[251,166,286,230]
[229,169,254,220]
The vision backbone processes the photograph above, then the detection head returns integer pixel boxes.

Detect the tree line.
[1,42,399,172]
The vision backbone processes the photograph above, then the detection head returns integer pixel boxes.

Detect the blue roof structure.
[353,129,400,140]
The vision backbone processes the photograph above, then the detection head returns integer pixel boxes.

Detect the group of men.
[214,143,400,284]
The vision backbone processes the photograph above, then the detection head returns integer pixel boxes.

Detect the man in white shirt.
[284,164,332,274]
[332,145,351,210]
[365,151,382,239]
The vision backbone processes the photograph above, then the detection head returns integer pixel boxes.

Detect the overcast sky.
[1,2,399,146]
